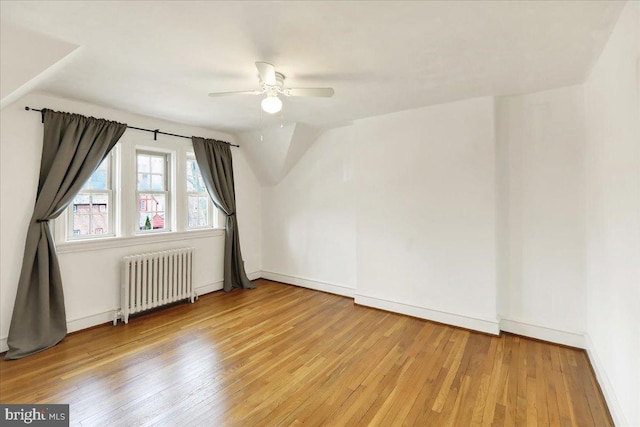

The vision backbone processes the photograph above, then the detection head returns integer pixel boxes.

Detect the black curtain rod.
[24,107,240,147]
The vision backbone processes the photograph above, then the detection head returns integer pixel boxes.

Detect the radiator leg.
[113,310,125,326]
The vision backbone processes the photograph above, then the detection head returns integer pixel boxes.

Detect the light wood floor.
[0,279,612,426]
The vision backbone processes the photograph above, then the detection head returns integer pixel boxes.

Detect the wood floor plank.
[0,280,613,427]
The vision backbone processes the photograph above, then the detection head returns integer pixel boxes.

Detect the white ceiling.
[0,1,624,134]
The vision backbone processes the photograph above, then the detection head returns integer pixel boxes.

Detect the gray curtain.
[5,109,127,360]
[192,137,254,292]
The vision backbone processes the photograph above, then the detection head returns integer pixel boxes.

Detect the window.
[186,158,212,229]
[68,157,113,239]
[57,142,223,244]
[137,151,169,232]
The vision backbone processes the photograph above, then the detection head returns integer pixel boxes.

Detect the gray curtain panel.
[5,109,127,360]
[192,137,254,292]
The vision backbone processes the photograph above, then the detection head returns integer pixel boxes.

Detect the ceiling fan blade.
[255,62,276,85]
[208,90,261,97]
[284,87,335,97]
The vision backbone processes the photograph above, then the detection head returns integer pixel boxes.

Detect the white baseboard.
[584,333,628,427]
[260,271,356,298]
[1,310,117,354]
[0,282,222,355]
[67,310,117,333]
[247,271,262,281]
[499,319,585,349]
[354,293,500,335]
[195,276,262,295]
[195,280,224,296]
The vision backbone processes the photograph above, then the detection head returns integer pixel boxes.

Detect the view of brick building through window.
[71,160,110,237]
[72,199,108,236]
[69,153,212,236]
[138,194,165,230]
[137,152,168,231]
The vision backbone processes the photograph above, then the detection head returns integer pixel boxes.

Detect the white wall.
[496,86,587,347]
[263,97,499,333]
[261,125,357,296]
[55,233,225,331]
[584,2,640,426]
[238,124,297,185]
[354,97,499,333]
[0,93,262,352]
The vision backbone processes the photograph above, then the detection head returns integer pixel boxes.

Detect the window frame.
[55,138,226,246]
[65,153,116,241]
[185,154,216,230]
[135,149,171,234]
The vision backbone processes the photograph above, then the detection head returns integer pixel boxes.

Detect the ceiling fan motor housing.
[261,72,286,95]
[209,62,333,100]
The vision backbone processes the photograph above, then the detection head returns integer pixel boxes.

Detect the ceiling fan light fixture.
[261,94,282,114]
[208,62,334,114]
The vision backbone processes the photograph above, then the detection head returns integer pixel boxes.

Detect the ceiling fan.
[208,62,335,114]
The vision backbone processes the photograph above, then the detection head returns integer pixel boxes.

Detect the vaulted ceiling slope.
[0,1,624,134]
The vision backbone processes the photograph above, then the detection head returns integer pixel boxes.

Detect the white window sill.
[56,228,225,254]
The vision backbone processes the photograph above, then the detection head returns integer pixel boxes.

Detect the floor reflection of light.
[67,367,122,424]
[147,332,228,423]
[51,329,230,424]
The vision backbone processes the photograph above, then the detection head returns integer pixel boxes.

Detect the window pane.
[139,211,166,230]
[138,153,166,192]
[198,196,208,226]
[71,192,110,236]
[151,174,164,191]
[197,175,206,193]
[188,195,208,228]
[137,173,150,191]
[90,161,109,190]
[186,176,196,192]
[186,159,197,175]
[91,212,109,234]
[137,155,150,173]
[151,156,164,174]
[72,214,91,236]
[186,157,210,228]
[138,193,166,212]
[73,194,90,206]
[188,195,198,228]
[186,159,197,192]
[92,193,108,212]
[81,159,109,191]
[138,193,166,230]
[89,169,107,190]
